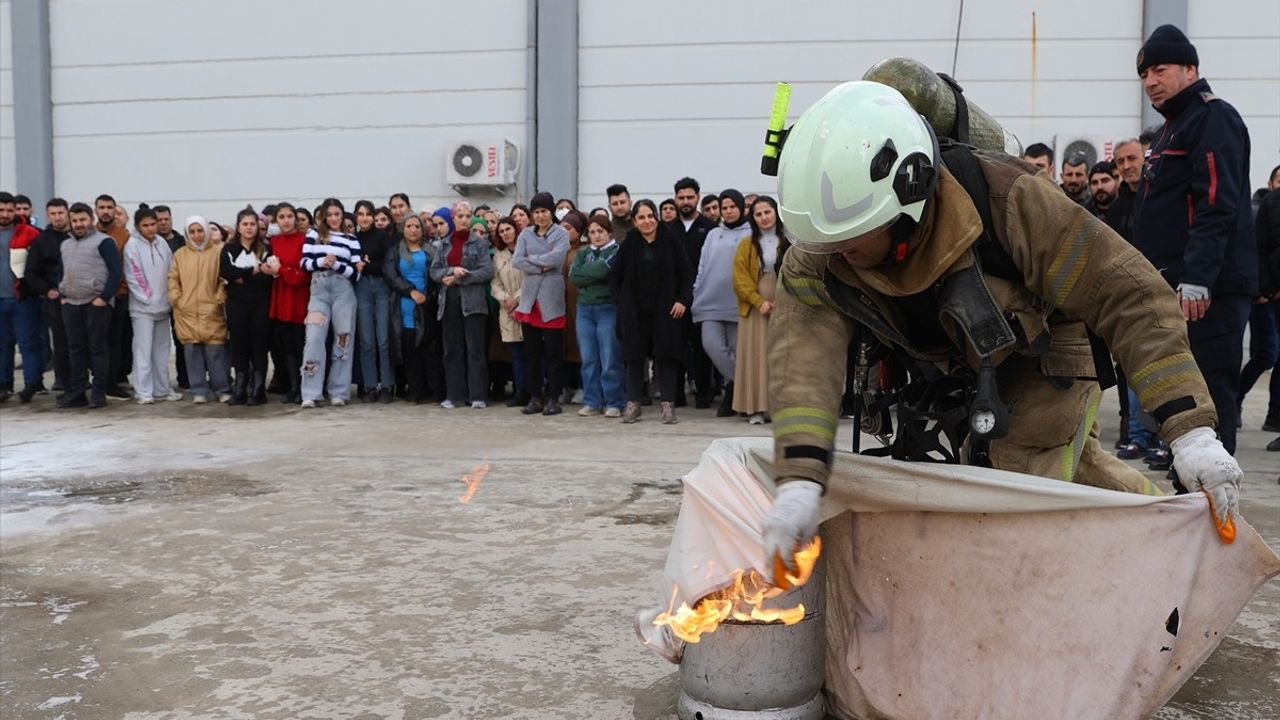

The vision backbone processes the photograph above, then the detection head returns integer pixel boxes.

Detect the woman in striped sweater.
[299,198,363,408]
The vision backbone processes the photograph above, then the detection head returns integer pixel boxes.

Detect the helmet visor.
[787,216,897,255]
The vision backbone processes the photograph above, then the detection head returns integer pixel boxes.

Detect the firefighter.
[761,81,1243,583]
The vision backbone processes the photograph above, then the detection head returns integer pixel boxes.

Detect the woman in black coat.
[608,199,693,425]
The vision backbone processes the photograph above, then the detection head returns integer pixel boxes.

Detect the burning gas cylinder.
[675,552,826,720]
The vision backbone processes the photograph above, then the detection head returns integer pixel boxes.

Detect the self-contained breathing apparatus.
[762,63,1114,467]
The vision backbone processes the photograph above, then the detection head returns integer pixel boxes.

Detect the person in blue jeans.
[353,201,397,402]
[568,215,625,417]
[0,192,44,403]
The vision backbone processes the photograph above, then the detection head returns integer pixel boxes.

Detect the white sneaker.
[604,407,622,418]
[471,400,487,409]
[441,399,456,409]
[330,397,346,407]
[634,608,684,664]
[748,413,766,425]
[571,389,585,405]
[218,393,233,404]
[300,399,316,408]
[136,397,155,405]
[192,395,208,404]
[164,392,183,401]
[578,406,601,417]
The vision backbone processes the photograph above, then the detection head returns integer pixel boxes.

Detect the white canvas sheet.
[665,437,1280,720]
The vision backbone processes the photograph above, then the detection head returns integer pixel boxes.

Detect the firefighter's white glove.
[763,479,823,585]
[1171,426,1241,543]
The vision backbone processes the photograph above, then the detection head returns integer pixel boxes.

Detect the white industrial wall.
[578,0,1279,212]
[42,0,529,222]
[1187,0,1280,188]
[0,0,16,193]
[2,1,1277,222]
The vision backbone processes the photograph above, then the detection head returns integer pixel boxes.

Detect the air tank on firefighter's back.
[863,57,1022,156]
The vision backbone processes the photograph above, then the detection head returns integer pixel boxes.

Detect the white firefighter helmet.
[778,81,938,254]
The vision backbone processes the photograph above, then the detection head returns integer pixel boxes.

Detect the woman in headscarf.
[168,215,231,403]
[692,189,752,417]
[429,215,495,408]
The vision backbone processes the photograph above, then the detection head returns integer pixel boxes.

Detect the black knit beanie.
[530,192,555,213]
[1137,24,1198,75]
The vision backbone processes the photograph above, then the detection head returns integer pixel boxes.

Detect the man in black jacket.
[1252,166,1280,446]
[1134,24,1256,455]
[22,198,71,392]
[666,176,718,407]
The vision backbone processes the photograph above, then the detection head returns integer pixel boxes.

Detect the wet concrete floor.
[0,387,1276,719]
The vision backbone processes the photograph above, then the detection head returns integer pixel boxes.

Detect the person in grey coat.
[511,192,571,415]
[429,215,495,408]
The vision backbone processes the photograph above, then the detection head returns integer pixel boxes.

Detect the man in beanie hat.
[1135,23,1256,457]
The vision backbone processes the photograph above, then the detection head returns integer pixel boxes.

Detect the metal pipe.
[524,0,538,199]
[10,0,55,208]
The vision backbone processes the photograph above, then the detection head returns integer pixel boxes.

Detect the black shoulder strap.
[938,142,1021,282]
[937,73,970,144]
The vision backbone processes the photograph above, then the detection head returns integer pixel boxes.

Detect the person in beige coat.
[168,216,230,403]
[491,217,527,406]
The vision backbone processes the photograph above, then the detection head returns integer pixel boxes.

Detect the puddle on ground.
[589,480,682,527]
[5,471,272,507]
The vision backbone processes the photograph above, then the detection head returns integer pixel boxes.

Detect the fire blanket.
[663,437,1280,720]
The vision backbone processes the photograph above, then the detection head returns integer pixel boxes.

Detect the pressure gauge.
[971,409,997,436]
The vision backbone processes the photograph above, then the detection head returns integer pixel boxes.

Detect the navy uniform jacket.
[1135,78,1256,297]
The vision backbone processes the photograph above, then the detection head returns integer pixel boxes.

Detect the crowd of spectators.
[0,180,792,427]
[2,140,1277,450]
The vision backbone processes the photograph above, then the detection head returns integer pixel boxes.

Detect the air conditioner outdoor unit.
[1053,134,1117,169]
[446,140,520,193]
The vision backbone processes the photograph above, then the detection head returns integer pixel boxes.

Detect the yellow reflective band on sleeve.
[1139,475,1165,497]
[773,406,839,442]
[781,276,837,308]
[1060,391,1100,482]
[1045,218,1093,307]
[1129,353,1200,407]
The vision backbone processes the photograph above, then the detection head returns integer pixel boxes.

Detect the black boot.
[247,372,267,406]
[229,373,249,405]
[716,382,736,417]
[282,356,302,404]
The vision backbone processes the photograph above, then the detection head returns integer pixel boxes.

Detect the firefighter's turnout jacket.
[769,153,1216,492]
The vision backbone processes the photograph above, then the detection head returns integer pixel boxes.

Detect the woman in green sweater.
[568,216,624,417]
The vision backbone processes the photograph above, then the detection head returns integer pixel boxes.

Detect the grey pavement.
[0,382,1276,719]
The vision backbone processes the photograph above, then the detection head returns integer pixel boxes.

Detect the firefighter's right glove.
[762,479,823,586]
[1171,427,1242,543]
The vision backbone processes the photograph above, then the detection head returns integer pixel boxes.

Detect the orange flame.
[652,537,821,644]
[459,464,490,504]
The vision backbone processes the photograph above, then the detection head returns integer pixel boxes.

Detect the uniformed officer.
[761,81,1244,582]
[1133,24,1256,455]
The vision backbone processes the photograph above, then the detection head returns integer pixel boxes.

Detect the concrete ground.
[0,381,1276,720]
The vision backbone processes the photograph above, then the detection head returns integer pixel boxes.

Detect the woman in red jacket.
[268,203,311,404]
